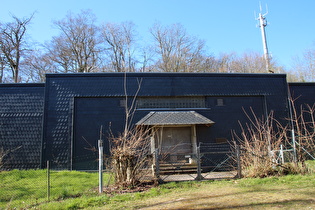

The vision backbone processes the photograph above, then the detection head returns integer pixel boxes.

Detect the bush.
[109,127,152,186]
[233,107,310,178]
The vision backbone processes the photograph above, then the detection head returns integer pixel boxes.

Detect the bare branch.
[0,14,33,82]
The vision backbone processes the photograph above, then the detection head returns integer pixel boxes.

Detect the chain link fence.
[0,161,111,209]
[0,142,238,208]
[2,141,312,208]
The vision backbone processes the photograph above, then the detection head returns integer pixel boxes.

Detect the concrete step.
[158,163,198,175]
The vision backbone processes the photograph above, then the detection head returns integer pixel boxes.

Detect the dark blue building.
[0,83,44,169]
[288,82,315,133]
[41,73,290,170]
[3,73,311,170]
[289,83,315,108]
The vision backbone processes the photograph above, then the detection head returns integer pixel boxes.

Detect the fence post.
[195,146,203,181]
[292,129,297,162]
[280,144,284,164]
[236,145,242,179]
[98,126,104,193]
[47,160,50,201]
[98,139,104,193]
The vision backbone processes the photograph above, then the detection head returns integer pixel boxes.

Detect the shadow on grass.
[180,199,315,210]
[137,188,315,209]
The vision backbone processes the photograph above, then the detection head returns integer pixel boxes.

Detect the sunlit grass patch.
[0,170,112,209]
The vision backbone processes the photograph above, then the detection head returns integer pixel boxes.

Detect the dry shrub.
[233,108,293,178]
[0,146,21,170]
[279,162,308,175]
[0,147,9,170]
[290,98,315,162]
[233,103,315,178]
[108,126,152,187]
[107,77,154,187]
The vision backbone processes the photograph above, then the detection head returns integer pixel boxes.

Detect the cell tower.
[256,3,273,73]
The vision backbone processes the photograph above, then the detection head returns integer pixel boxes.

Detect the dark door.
[156,126,192,162]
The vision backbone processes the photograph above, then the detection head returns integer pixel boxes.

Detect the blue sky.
[1,0,315,69]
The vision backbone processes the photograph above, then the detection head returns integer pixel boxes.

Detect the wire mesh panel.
[271,147,295,164]
[199,143,237,180]
[152,143,238,182]
[0,167,106,209]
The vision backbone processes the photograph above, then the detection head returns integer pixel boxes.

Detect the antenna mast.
[256,3,273,73]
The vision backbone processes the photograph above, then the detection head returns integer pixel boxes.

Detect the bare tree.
[23,49,56,82]
[44,35,75,73]
[0,55,4,83]
[149,23,207,72]
[233,51,267,73]
[286,70,302,82]
[100,21,137,72]
[213,51,285,74]
[0,14,33,83]
[215,52,237,73]
[290,47,315,82]
[47,10,100,73]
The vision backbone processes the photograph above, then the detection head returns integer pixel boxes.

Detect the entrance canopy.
[136,111,215,126]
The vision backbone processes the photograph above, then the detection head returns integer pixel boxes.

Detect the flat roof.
[45,72,287,79]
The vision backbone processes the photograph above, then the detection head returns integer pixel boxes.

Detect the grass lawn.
[128,175,315,210]
[1,167,315,209]
[0,169,112,209]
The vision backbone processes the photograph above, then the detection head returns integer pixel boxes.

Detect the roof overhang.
[136,111,215,126]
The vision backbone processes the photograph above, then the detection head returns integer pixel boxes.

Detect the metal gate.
[199,143,237,180]
[152,143,239,182]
